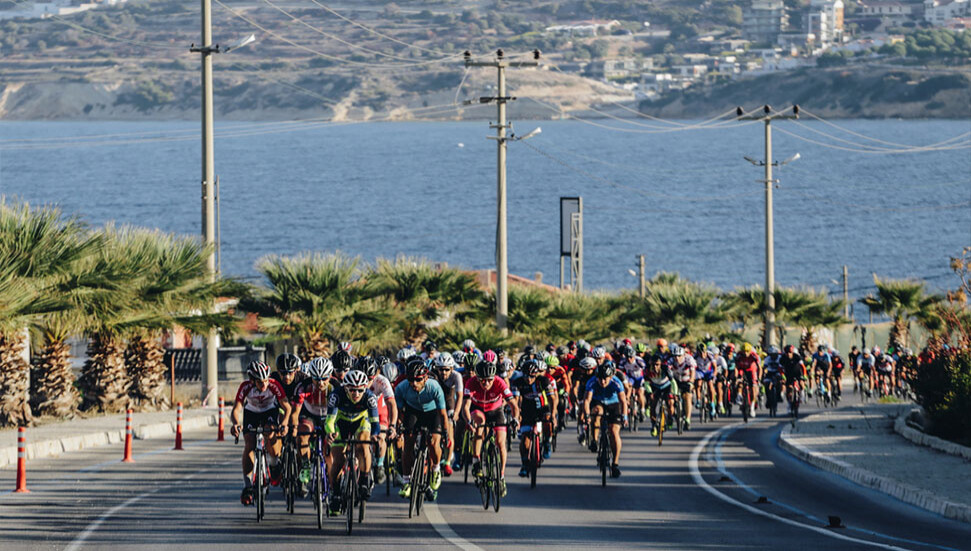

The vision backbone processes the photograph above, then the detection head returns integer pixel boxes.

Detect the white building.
[808,0,844,44]
[0,0,128,20]
[924,0,971,25]
[743,0,788,43]
[545,19,620,37]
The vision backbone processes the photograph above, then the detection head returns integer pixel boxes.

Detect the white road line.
[689,422,913,551]
[424,500,485,551]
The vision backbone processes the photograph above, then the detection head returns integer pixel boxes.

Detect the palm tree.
[425,318,517,353]
[627,273,727,343]
[544,292,618,344]
[500,285,554,341]
[0,203,98,425]
[368,256,485,344]
[859,275,942,351]
[245,252,393,360]
[723,286,847,349]
[30,312,83,418]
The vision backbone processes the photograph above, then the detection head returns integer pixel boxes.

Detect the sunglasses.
[347,387,365,395]
[481,377,495,383]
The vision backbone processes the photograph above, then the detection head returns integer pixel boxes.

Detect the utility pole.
[739,104,799,349]
[638,255,646,298]
[842,265,849,318]
[465,49,539,330]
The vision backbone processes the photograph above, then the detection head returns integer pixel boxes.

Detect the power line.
[799,107,971,150]
[304,0,453,57]
[775,126,971,155]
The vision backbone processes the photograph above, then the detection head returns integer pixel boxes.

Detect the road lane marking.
[690,422,913,551]
[424,500,486,551]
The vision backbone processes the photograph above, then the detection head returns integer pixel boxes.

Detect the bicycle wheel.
[385,445,393,496]
[463,433,472,485]
[676,398,685,435]
[658,404,665,446]
[285,444,297,514]
[313,459,323,530]
[479,441,491,510]
[742,385,750,423]
[255,451,265,523]
[344,466,355,535]
[529,433,539,489]
[408,446,425,519]
[491,440,502,512]
[599,430,608,487]
[416,452,430,517]
[551,424,558,453]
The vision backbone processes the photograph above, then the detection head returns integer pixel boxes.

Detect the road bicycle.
[740,378,756,423]
[523,417,546,489]
[473,420,506,512]
[408,426,435,519]
[295,427,331,530]
[764,373,783,418]
[280,434,299,514]
[859,372,872,404]
[593,413,613,487]
[382,429,398,497]
[652,395,667,446]
[333,438,372,535]
[457,422,474,485]
[697,380,714,424]
[237,425,279,523]
[785,380,803,426]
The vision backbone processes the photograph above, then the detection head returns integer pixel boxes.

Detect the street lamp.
[190,20,256,405]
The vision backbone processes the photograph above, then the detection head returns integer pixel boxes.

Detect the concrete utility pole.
[739,105,799,349]
[190,8,254,404]
[638,255,646,298]
[843,265,850,318]
[464,49,539,330]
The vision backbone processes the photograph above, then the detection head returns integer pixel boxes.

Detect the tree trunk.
[126,333,170,411]
[799,329,818,358]
[0,332,33,427]
[889,318,908,352]
[30,339,79,418]
[80,333,130,413]
[298,333,329,362]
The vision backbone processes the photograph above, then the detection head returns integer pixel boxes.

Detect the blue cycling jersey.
[394,378,446,413]
[585,376,624,405]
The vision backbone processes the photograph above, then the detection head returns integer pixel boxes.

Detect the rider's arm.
[231,382,247,428]
[386,396,398,428]
[324,391,339,435]
[367,394,381,437]
[618,382,629,419]
[290,391,303,428]
[506,395,520,421]
[583,389,593,418]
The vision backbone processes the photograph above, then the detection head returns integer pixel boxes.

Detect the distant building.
[744,0,788,44]
[586,58,651,79]
[924,0,971,25]
[545,19,620,37]
[0,0,128,20]
[671,64,709,78]
[808,0,844,44]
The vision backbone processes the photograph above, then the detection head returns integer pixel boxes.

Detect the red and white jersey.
[235,379,287,413]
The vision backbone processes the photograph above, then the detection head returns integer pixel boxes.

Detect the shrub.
[912,349,971,446]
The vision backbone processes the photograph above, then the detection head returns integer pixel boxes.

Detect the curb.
[0,413,217,469]
[780,418,971,524]
[893,409,971,462]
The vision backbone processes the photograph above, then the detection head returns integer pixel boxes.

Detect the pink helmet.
[482,349,497,363]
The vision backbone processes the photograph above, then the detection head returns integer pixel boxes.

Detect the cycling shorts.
[628,374,645,388]
[470,405,506,431]
[403,406,443,435]
[592,401,623,425]
[697,370,715,382]
[243,408,279,430]
[519,411,551,435]
[332,416,370,448]
[677,381,693,394]
[299,410,324,428]
[739,369,759,385]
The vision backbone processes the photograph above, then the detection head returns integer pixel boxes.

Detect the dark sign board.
[560,197,581,256]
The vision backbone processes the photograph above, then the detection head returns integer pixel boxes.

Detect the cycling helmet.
[462,339,476,352]
[546,343,556,354]
[577,339,591,352]
[405,357,429,380]
[579,357,597,370]
[331,349,354,372]
[596,360,616,379]
[380,357,398,381]
[708,346,720,356]
[475,360,498,379]
[451,350,465,365]
[544,354,560,367]
[343,369,368,389]
[523,345,536,357]
[784,344,796,354]
[525,359,543,376]
[831,349,840,356]
[482,350,497,364]
[656,338,668,349]
[767,345,781,356]
[422,339,438,352]
[556,345,567,356]
[591,345,607,359]
[495,348,505,359]
[623,345,635,359]
[276,353,301,373]
[817,344,827,352]
[670,344,684,357]
[636,343,648,354]
[247,360,271,381]
[903,348,913,356]
[355,355,379,378]
[567,340,577,350]
[434,353,456,370]
[498,358,513,377]
[397,347,416,361]
[742,343,754,354]
[338,341,352,353]
[305,357,334,381]
[872,346,881,355]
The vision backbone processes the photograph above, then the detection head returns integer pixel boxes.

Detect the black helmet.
[596,360,616,379]
[355,355,379,378]
[474,360,498,379]
[422,339,438,352]
[405,357,429,380]
[545,343,556,354]
[525,359,543,376]
[247,360,271,381]
[623,345,635,359]
[331,349,354,372]
[276,353,301,373]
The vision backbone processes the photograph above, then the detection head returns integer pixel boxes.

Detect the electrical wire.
[304,0,453,56]
[791,119,971,153]
[775,126,971,155]
[799,107,971,150]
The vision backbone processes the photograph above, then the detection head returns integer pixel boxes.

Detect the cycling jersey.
[619,356,646,381]
[395,378,447,413]
[270,370,305,400]
[696,356,716,380]
[235,379,287,413]
[668,355,697,383]
[780,354,806,380]
[812,352,832,369]
[369,374,394,427]
[712,355,728,375]
[735,352,760,373]
[875,355,894,373]
[325,385,380,436]
[857,354,875,372]
[512,376,554,417]
[764,355,782,375]
[585,376,624,405]
[293,379,333,419]
[464,376,513,412]
[549,366,570,394]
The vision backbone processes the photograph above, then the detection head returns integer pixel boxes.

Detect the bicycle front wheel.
[345,469,355,535]
[478,443,491,510]
[408,447,425,519]
[491,440,502,512]
[255,452,265,523]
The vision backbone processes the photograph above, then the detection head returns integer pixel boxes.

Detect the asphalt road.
[2,392,969,550]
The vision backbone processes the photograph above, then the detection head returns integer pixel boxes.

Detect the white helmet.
[397,347,416,361]
[305,357,334,381]
[434,353,456,369]
[343,369,368,389]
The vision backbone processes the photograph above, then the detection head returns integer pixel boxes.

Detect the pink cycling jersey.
[464,376,512,412]
[235,379,287,413]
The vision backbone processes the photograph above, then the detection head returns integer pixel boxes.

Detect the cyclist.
[810,344,833,400]
[231,360,292,506]
[583,361,628,478]
[710,346,728,415]
[645,354,677,436]
[856,348,875,396]
[655,338,669,361]
[324,369,380,515]
[421,340,440,362]
[667,344,697,428]
[395,357,449,500]
[762,346,784,411]
[432,353,463,477]
[462,339,482,359]
[572,356,598,434]
[331,348,355,384]
[694,346,718,419]
[618,345,647,421]
[291,357,335,496]
[848,346,861,393]
[780,344,807,413]
[271,353,304,399]
[874,347,896,396]
[512,359,556,476]
[547,354,571,430]
[361,356,397,485]
[735,343,761,418]
[830,348,845,398]
[463,354,520,497]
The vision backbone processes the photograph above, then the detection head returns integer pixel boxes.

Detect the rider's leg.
[494,427,508,477]
[470,410,486,459]
[327,445,344,491]
[242,433,256,482]
[298,418,314,462]
[609,422,622,463]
